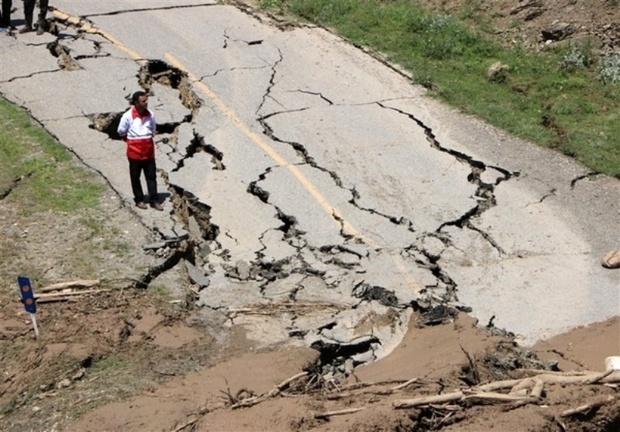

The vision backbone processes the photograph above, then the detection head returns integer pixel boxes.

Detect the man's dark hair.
[131,90,147,105]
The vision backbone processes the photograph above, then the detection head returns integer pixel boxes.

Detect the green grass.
[0,98,105,212]
[263,0,620,177]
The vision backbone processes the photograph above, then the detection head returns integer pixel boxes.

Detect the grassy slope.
[0,98,104,213]
[0,98,108,284]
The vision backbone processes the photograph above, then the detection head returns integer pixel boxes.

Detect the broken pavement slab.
[185,260,211,289]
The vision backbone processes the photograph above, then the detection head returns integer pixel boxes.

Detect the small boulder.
[487,61,509,83]
[602,250,620,269]
[541,22,573,41]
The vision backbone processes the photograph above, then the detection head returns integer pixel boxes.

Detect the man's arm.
[149,110,156,137]
[117,113,130,138]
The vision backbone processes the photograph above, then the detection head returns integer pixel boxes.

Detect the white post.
[30,313,40,339]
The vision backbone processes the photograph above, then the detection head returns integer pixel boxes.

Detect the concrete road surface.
[1,1,618,366]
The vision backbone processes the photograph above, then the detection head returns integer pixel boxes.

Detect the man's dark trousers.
[0,0,12,27]
[128,158,158,204]
[24,0,48,23]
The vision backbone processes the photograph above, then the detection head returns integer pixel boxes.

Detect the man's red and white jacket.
[117,106,156,160]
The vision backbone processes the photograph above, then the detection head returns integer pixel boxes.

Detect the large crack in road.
[5,2,615,383]
[39,18,501,379]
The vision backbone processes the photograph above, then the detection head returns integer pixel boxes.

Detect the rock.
[420,305,456,326]
[57,378,71,389]
[510,0,543,16]
[542,22,573,41]
[601,250,620,269]
[71,368,86,381]
[142,241,168,250]
[156,227,177,240]
[523,8,544,22]
[235,260,251,280]
[172,226,189,239]
[185,261,211,288]
[72,368,86,381]
[487,61,509,83]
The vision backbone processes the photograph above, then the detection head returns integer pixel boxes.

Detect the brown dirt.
[404,0,620,54]
[1,1,619,432]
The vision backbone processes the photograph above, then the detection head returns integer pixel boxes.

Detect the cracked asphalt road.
[1,0,618,368]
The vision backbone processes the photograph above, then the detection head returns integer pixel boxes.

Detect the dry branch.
[337,379,410,391]
[38,279,100,292]
[391,378,419,391]
[170,418,198,432]
[314,407,366,419]
[584,369,613,384]
[394,371,620,410]
[560,395,616,417]
[35,297,70,304]
[230,372,308,409]
[326,378,419,399]
[35,289,111,299]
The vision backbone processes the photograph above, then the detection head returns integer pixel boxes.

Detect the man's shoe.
[135,202,148,210]
[19,25,33,34]
[150,202,164,211]
[36,26,44,35]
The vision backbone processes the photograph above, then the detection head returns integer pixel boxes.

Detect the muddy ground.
[1,0,619,431]
[0,213,618,432]
[0,126,617,432]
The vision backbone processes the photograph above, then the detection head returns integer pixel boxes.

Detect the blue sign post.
[17,276,39,339]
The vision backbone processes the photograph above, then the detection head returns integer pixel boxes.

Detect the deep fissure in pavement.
[379,102,518,255]
[73,40,465,377]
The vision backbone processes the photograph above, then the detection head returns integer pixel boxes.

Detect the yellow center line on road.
[53,9,145,62]
[165,53,421,293]
[163,53,368,242]
[51,8,422,292]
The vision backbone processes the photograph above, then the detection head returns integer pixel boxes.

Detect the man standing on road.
[117,91,164,211]
[0,0,12,31]
[19,0,48,34]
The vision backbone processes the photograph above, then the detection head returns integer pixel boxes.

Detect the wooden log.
[540,371,620,385]
[394,371,620,411]
[530,379,544,398]
[394,391,465,408]
[509,377,534,394]
[463,391,534,403]
[38,279,100,292]
[477,379,522,392]
[35,289,112,299]
[480,371,620,392]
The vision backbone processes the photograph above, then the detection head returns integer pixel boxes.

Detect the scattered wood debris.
[393,370,620,409]
[32,279,112,303]
[231,372,308,409]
